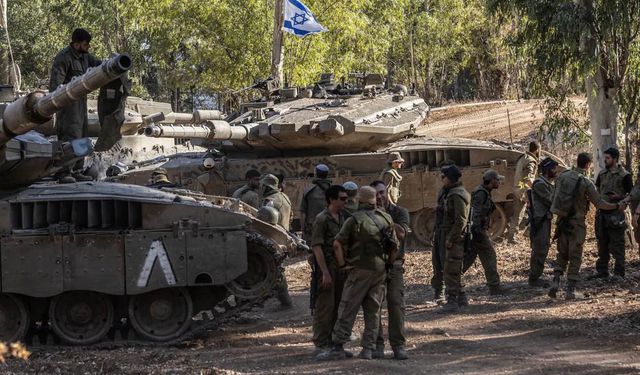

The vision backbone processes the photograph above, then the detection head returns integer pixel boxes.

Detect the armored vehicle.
[0,55,299,346]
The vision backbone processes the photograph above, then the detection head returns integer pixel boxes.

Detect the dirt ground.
[3,233,640,374]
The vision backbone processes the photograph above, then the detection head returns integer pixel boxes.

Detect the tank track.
[22,232,287,348]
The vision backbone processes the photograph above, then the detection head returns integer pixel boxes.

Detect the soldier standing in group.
[300,164,332,240]
[310,185,349,358]
[527,158,559,287]
[342,181,359,214]
[50,28,101,183]
[260,174,292,230]
[507,141,540,243]
[380,152,404,204]
[592,147,632,281]
[371,181,410,360]
[432,164,453,303]
[318,186,398,361]
[464,170,507,296]
[549,153,622,299]
[232,169,261,208]
[437,164,471,313]
[196,157,227,196]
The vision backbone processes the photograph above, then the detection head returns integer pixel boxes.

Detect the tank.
[0,55,300,346]
[105,74,542,247]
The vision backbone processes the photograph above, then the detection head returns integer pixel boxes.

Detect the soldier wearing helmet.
[146,168,179,189]
[260,174,292,230]
[195,157,226,196]
[380,152,404,204]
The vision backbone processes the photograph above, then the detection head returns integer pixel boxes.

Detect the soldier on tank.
[195,157,227,196]
[310,185,349,358]
[507,141,540,243]
[50,28,102,183]
[318,186,398,361]
[380,152,404,204]
[146,168,179,189]
[549,153,622,300]
[370,180,410,360]
[464,169,508,296]
[260,174,292,231]
[527,158,558,287]
[591,147,632,281]
[300,164,332,240]
[437,164,471,314]
[342,181,359,214]
[232,169,261,208]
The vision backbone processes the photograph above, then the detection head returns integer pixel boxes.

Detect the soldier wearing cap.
[232,169,261,208]
[380,152,404,204]
[196,157,226,196]
[435,164,470,313]
[342,181,359,214]
[260,174,292,230]
[318,186,398,361]
[463,169,507,296]
[527,157,558,287]
[507,141,540,243]
[146,168,179,189]
[300,164,332,241]
[591,147,632,281]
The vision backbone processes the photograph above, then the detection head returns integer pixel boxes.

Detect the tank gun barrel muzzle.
[0,54,132,146]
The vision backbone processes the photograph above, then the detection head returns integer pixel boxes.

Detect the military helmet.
[387,152,405,164]
[260,174,280,190]
[151,167,168,176]
[257,206,280,225]
[203,157,216,169]
[152,174,170,184]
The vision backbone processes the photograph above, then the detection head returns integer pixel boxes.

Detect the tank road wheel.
[49,291,114,345]
[128,287,193,342]
[411,208,436,248]
[226,236,278,300]
[489,204,507,240]
[0,294,30,343]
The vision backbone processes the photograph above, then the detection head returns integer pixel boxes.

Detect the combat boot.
[548,272,561,299]
[372,344,384,359]
[358,348,373,360]
[434,287,446,304]
[392,346,409,360]
[565,280,577,300]
[457,291,469,306]
[437,294,460,314]
[317,344,348,361]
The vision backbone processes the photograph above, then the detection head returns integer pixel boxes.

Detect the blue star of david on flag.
[283,0,327,37]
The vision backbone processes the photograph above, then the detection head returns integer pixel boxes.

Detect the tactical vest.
[597,166,629,202]
[471,185,495,230]
[347,209,390,271]
[443,184,471,232]
[551,169,584,217]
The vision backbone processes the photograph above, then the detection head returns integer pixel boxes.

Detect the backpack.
[551,170,583,218]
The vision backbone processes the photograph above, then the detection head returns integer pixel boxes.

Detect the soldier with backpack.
[507,141,540,243]
[300,164,332,240]
[549,153,622,299]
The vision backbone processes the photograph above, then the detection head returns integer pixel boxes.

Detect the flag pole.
[271,0,285,86]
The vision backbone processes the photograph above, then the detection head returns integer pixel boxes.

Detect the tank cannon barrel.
[143,120,250,141]
[0,54,132,146]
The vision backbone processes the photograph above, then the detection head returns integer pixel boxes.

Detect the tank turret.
[0,54,132,190]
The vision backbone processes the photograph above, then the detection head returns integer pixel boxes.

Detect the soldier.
[310,185,349,358]
[342,181,359,214]
[300,164,332,240]
[196,157,227,196]
[380,152,404,204]
[592,147,632,281]
[318,186,398,360]
[370,180,410,360]
[146,168,179,189]
[464,170,507,295]
[232,169,261,208]
[50,28,101,183]
[527,157,558,287]
[629,170,640,252]
[507,141,540,243]
[549,153,622,299]
[260,174,292,231]
[437,164,471,313]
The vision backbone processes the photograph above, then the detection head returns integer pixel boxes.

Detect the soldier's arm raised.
[446,195,469,244]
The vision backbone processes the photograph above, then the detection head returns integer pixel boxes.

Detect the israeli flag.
[283,0,328,37]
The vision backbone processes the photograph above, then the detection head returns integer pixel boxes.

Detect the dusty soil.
[3,234,640,374]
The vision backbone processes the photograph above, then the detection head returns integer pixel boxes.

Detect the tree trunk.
[585,70,619,174]
[270,0,284,85]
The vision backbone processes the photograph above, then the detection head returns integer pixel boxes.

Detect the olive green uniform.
[196,170,227,196]
[344,199,359,215]
[630,181,640,247]
[311,209,346,349]
[508,151,538,240]
[441,182,471,297]
[464,185,500,288]
[381,168,403,204]
[376,203,409,349]
[431,187,448,293]
[50,45,101,171]
[232,184,260,209]
[262,190,292,231]
[551,167,605,281]
[528,176,554,282]
[595,165,631,277]
[331,204,396,350]
[301,178,332,240]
